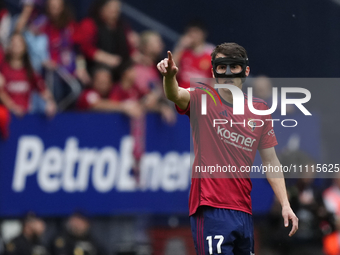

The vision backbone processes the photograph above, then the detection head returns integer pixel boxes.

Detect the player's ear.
[245,66,250,77]
[211,68,215,78]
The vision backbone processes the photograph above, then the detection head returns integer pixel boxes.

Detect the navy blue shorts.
[190,206,254,255]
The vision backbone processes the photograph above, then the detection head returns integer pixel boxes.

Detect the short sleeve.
[175,102,190,116]
[175,87,194,117]
[258,115,278,149]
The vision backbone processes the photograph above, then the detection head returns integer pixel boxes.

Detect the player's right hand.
[157,51,178,78]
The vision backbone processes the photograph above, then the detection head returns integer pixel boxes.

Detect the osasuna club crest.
[248,118,256,132]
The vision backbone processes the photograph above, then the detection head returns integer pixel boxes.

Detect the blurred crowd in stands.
[0,0,179,137]
[0,0,339,254]
[2,213,104,255]
[0,0,215,181]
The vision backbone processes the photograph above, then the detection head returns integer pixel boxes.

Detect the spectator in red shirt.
[110,61,145,180]
[77,66,140,118]
[110,62,143,102]
[136,30,164,67]
[0,1,11,139]
[110,60,166,116]
[111,60,175,180]
[135,30,164,94]
[41,0,90,105]
[44,0,77,73]
[78,0,134,81]
[173,20,214,88]
[0,33,56,117]
[135,30,176,124]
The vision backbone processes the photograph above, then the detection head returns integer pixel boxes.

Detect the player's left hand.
[282,205,298,237]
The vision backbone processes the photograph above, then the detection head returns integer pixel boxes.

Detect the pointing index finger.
[168,51,173,62]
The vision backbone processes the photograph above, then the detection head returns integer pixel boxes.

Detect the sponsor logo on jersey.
[216,126,256,149]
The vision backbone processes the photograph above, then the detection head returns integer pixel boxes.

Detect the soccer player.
[157,42,298,255]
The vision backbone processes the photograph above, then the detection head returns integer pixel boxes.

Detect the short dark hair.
[211,42,248,61]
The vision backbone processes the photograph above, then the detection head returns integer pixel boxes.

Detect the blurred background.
[0,0,339,254]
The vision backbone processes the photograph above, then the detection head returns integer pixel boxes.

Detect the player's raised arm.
[157,51,190,110]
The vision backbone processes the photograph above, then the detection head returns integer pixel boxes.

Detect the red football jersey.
[177,44,214,89]
[0,62,46,111]
[177,85,278,216]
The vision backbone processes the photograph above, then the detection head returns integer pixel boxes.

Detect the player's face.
[212,53,250,89]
